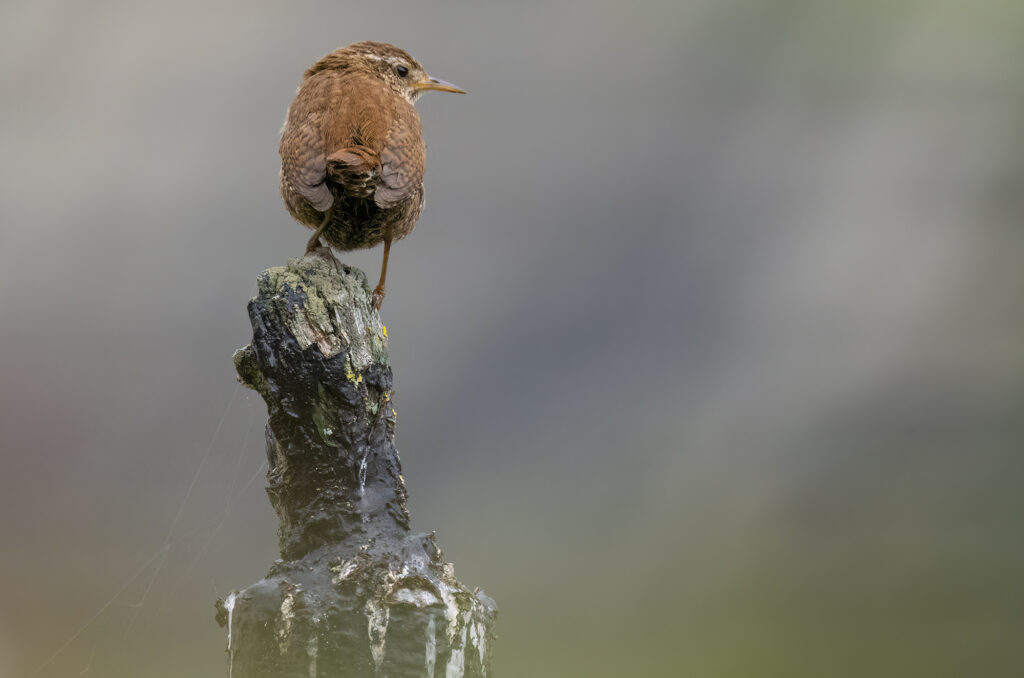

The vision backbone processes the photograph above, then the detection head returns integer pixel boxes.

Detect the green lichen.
[233,344,267,395]
[311,383,342,444]
[343,355,363,383]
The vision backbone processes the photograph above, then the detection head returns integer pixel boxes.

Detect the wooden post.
[216,255,496,677]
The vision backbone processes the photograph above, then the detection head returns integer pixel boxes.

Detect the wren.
[279,41,465,309]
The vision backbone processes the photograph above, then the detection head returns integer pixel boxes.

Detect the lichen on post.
[217,255,496,677]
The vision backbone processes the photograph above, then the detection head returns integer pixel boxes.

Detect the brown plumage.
[279,41,464,309]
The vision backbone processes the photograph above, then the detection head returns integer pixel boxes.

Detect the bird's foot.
[371,285,385,311]
[305,243,342,272]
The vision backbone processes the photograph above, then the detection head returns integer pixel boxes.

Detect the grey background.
[3,0,1023,676]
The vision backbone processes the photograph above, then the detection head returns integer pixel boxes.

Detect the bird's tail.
[326,147,380,199]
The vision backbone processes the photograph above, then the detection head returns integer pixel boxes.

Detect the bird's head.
[306,41,465,104]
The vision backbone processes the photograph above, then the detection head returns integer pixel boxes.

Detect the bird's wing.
[280,108,333,213]
[375,104,425,209]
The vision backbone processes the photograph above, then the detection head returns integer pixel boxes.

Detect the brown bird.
[279,41,465,309]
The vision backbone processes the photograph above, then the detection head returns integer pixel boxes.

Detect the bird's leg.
[305,207,341,270]
[305,206,335,253]
[371,235,392,311]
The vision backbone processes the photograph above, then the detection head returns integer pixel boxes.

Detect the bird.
[279,41,465,310]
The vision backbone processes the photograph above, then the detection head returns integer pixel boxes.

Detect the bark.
[215,255,496,677]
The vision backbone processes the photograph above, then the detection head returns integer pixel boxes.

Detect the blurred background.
[2,0,1023,676]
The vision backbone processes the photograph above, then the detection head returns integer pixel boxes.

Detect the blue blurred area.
[2,1,1023,676]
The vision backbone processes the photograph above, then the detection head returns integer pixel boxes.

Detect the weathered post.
[216,255,496,677]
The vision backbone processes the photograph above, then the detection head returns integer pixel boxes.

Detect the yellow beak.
[413,76,466,94]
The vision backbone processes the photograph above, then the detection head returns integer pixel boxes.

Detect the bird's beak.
[413,76,466,94]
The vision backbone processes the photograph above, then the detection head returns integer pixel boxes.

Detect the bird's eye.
[395,65,409,77]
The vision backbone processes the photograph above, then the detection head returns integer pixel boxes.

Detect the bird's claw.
[371,286,385,311]
[305,244,342,272]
